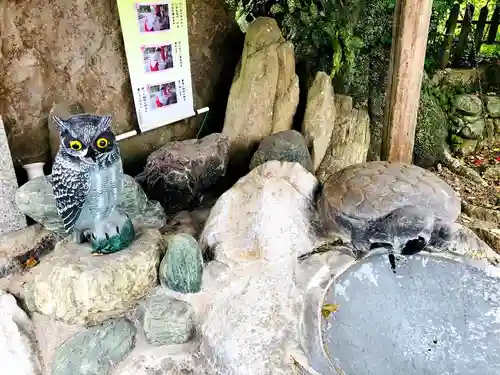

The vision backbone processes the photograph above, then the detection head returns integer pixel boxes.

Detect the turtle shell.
[319,161,460,223]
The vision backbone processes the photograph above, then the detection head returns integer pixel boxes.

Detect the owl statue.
[51,114,135,255]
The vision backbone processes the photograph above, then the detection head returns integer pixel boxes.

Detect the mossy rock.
[159,233,203,294]
[451,94,483,116]
[414,88,449,168]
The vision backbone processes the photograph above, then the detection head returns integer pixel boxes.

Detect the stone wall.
[0,0,241,171]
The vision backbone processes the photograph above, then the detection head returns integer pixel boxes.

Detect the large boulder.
[201,261,301,375]
[301,72,336,171]
[249,130,313,172]
[222,17,299,166]
[15,174,166,234]
[315,95,370,183]
[0,291,42,375]
[136,133,230,215]
[200,160,320,267]
[0,0,240,167]
[199,160,321,375]
[26,229,164,326]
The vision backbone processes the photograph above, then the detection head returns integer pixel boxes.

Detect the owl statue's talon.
[90,209,135,255]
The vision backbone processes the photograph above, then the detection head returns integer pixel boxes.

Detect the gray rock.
[250,130,313,172]
[201,261,300,375]
[315,95,371,183]
[200,160,320,268]
[459,118,485,139]
[485,95,500,118]
[137,295,195,346]
[52,318,135,375]
[0,117,27,235]
[137,133,229,215]
[452,94,483,116]
[301,71,336,171]
[15,175,166,234]
[0,291,42,375]
[159,233,203,294]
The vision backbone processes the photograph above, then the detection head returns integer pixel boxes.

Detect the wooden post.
[381,0,434,163]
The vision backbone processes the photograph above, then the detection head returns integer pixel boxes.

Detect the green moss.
[91,218,135,255]
[414,83,450,167]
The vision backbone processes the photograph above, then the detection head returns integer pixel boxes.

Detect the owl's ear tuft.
[98,115,112,132]
[52,116,68,134]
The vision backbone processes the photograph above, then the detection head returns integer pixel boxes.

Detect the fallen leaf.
[25,257,39,269]
[322,303,340,318]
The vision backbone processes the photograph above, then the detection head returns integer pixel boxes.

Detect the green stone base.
[91,218,135,255]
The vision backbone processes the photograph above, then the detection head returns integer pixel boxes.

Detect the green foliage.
[424,0,459,71]
[226,0,493,102]
[422,79,468,114]
[229,0,365,78]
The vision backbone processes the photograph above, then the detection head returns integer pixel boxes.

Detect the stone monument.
[0,116,27,235]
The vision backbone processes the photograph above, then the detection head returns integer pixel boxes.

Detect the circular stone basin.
[312,254,500,375]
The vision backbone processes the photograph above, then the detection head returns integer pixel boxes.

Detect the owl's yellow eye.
[96,137,109,149]
[69,140,83,151]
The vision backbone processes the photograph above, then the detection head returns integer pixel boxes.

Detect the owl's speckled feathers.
[51,114,121,233]
[52,156,91,231]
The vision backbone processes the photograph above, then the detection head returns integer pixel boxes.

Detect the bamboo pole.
[381,0,434,163]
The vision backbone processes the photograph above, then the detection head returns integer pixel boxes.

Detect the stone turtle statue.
[316,161,461,261]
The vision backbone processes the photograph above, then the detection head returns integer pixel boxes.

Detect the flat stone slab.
[302,253,500,375]
[26,229,163,326]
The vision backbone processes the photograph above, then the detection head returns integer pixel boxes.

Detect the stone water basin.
[300,252,500,375]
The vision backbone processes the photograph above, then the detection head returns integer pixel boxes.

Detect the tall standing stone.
[0,116,26,235]
[222,17,299,166]
[315,95,371,183]
[302,72,336,171]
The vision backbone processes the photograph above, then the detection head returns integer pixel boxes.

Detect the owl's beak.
[85,148,96,161]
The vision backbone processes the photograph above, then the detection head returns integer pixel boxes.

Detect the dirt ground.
[431,144,499,252]
[433,145,500,210]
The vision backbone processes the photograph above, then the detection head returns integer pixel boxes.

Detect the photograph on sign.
[141,44,174,73]
[136,3,171,33]
[147,81,178,109]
